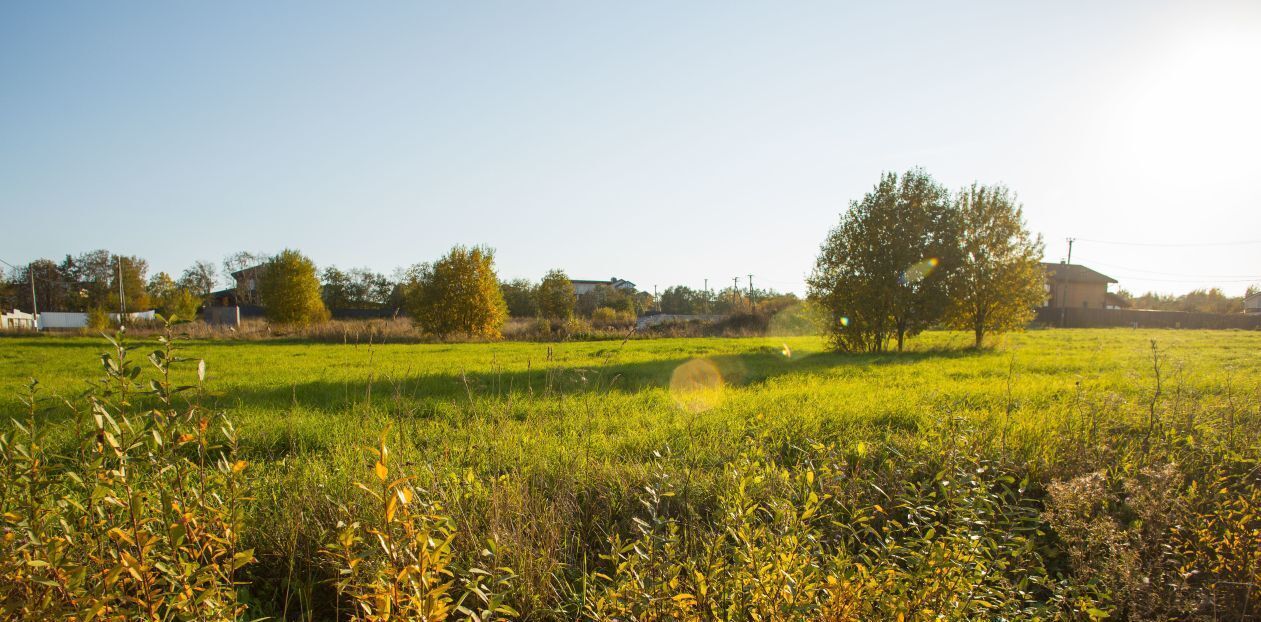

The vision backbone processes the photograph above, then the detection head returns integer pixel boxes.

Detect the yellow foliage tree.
[404,245,507,338]
[257,249,330,326]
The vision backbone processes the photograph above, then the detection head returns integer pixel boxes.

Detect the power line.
[1076,238,1261,248]
[1107,274,1260,284]
[1082,260,1261,280]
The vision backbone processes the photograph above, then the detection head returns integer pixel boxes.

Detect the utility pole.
[117,256,126,316]
[28,265,38,324]
[653,284,658,311]
[703,278,708,314]
[747,274,754,301]
[1066,238,1076,264]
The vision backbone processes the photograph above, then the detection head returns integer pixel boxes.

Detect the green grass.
[3,328,1259,619]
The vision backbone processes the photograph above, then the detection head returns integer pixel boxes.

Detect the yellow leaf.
[232,460,248,474]
[386,495,399,523]
[374,461,388,482]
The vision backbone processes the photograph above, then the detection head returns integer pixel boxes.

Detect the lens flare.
[839,316,850,327]
[781,343,792,358]
[901,257,940,285]
[669,358,724,413]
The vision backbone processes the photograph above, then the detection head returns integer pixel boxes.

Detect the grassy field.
[2,328,1259,620]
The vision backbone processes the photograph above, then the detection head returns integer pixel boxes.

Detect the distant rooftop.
[1042,262,1117,284]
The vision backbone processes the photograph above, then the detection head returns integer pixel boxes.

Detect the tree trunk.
[974,328,984,349]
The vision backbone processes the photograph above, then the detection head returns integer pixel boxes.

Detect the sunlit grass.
[2,328,1258,619]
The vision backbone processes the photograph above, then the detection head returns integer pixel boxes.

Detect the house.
[571,277,637,297]
[1245,291,1261,314]
[1042,262,1117,309]
[209,265,266,306]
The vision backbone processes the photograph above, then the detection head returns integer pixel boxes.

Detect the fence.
[1034,307,1261,330]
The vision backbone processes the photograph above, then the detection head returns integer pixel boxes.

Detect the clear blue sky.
[3,1,1259,295]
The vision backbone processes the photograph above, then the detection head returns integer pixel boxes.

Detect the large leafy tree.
[179,260,218,300]
[63,250,115,311]
[500,278,538,318]
[321,266,392,309]
[257,249,330,326]
[659,286,701,314]
[403,245,507,338]
[808,169,957,352]
[945,184,1045,348]
[536,269,575,319]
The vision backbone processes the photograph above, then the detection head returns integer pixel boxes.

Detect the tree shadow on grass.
[209,345,991,414]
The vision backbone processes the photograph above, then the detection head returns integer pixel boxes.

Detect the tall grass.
[1,329,1258,619]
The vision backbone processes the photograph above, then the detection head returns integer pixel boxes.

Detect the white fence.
[38,312,88,329]
[20,310,159,330]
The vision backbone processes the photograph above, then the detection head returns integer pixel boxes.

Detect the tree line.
[1117,287,1257,315]
[5,246,791,338]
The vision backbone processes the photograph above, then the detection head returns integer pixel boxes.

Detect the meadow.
[2,328,1259,620]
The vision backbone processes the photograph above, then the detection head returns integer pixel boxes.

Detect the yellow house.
[1042,262,1117,309]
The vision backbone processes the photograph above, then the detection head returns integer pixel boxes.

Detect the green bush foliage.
[536,269,575,320]
[403,245,508,338]
[257,249,330,326]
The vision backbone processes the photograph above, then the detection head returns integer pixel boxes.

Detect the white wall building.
[0,310,38,331]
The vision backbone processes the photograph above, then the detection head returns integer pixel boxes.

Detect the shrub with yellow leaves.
[0,318,252,621]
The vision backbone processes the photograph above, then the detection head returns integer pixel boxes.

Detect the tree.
[945,183,1046,348]
[108,255,151,313]
[536,270,575,319]
[659,286,700,314]
[403,245,507,338]
[322,266,393,309]
[7,259,72,313]
[576,285,649,317]
[148,272,202,320]
[257,250,330,326]
[179,260,218,300]
[500,279,538,318]
[223,251,268,305]
[320,266,354,309]
[64,250,114,311]
[808,169,957,352]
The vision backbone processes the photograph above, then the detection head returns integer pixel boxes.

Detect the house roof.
[1042,262,1117,284]
[571,277,637,290]
[1105,292,1131,308]
[229,265,265,279]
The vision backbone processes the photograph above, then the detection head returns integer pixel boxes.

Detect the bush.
[0,324,252,620]
[86,305,110,331]
[536,270,575,320]
[590,306,635,329]
[403,245,508,338]
[258,249,330,326]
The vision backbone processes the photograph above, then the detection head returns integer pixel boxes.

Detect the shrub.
[536,270,575,320]
[86,305,111,331]
[403,245,507,338]
[0,322,252,620]
[258,249,330,326]
[590,306,634,329]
